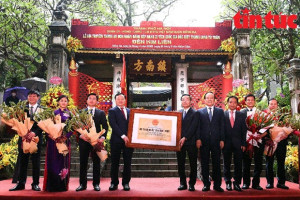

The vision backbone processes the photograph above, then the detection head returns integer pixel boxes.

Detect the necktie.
[183,110,187,119]
[89,109,93,116]
[208,107,212,122]
[230,110,234,128]
[121,107,126,119]
[30,106,34,120]
[248,108,252,112]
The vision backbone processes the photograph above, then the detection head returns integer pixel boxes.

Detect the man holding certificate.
[108,93,133,191]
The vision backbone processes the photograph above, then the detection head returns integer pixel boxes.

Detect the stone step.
[105,163,190,171]
[101,170,180,177]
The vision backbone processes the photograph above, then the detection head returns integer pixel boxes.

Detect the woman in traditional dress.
[43,95,72,192]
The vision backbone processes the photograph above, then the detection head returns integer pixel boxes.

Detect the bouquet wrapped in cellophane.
[263,109,292,156]
[264,109,300,156]
[67,109,107,161]
[0,101,39,154]
[246,110,275,158]
[34,108,69,156]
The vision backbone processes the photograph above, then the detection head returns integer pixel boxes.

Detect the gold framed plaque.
[127,109,182,151]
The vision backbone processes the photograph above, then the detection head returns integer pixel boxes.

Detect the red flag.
[120,54,127,106]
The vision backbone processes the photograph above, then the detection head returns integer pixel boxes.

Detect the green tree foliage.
[104,0,178,26]
[219,0,300,100]
[0,0,178,91]
[0,0,49,91]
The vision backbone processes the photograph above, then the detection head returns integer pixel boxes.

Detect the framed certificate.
[127,109,182,151]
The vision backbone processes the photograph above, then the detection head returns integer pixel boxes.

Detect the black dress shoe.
[213,186,224,192]
[233,184,242,192]
[93,184,100,191]
[226,183,232,191]
[188,185,195,191]
[9,184,25,191]
[32,184,41,191]
[277,184,289,190]
[123,184,130,191]
[178,184,187,190]
[242,184,249,189]
[76,185,87,191]
[266,184,274,189]
[252,185,263,190]
[109,184,118,191]
[202,185,210,191]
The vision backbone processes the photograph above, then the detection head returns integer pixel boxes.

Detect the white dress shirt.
[229,109,236,121]
[206,106,214,117]
[118,106,127,139]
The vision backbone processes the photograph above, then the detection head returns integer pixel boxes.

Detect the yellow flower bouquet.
[285,143,298,182]
[220,36,236,53]
[0,135,18,179]
[66,36,83,53]
[40,85,76,110]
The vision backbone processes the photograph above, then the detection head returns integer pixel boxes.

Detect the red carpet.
[1,178,300,200]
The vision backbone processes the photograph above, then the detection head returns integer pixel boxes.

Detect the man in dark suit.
[76,93,108,192]
[108,93,133,191]
[176,94,198,191]
[196,92,224,192]
[241,94,266,190]
[10,90,43,191]
[223,96,247,191]
[265,98,289,190]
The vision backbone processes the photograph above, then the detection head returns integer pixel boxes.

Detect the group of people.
[177,92,289,192]
[8,91,130,192]
[6,90,289,192]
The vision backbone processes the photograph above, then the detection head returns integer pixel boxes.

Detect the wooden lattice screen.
[78,72,112,114]
[188,74,223,109]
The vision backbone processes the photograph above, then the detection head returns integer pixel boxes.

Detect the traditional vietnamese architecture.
[68,19,235,112]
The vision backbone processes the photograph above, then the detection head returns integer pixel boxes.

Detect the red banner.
[71,19,232,51]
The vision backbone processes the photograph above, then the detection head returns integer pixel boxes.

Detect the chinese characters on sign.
[179,70,186,96]
[129,57,171,75]
[115,70,122,93]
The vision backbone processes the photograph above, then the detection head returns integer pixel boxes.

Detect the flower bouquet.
[67,109,107,161]
[225,84,251,111]
[0,101,39,154]
[219,36,236,53]
[264,109,293,156]
[40,85,76,110]
[0,135,18,180]
[34,108,69,156]
[246,110,275,157]
[66,36,83,53]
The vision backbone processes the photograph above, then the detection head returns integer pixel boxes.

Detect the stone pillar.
[286,58,300,114]
[112,63,123,107]
[232,29,252,90]
[175,63,188,111]
[46,10,70,88]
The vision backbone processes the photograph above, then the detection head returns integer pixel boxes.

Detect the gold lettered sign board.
[128,57,171,75]
[127,109,181,151]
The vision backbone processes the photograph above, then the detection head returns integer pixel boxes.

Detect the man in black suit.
[10,90,43,191]
[265,98,289,190]
[196,92,224,192]
[108,93,133,191]
[241,94,266,190]
[223,96,247,191]
[76,93,108,192]
[176,94,198,191]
